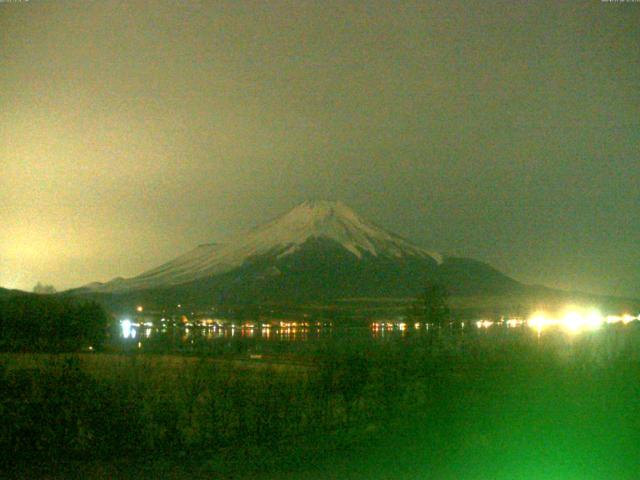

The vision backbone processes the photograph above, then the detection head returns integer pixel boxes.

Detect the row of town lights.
[127,304,638,339]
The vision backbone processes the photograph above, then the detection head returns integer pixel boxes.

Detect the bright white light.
[606,315,622,324]
[622,314,636,325]
[605,314,637,325]
[558,308,603,333]
[562,311,584,333]
[526,307,612,335]
[121,319,132,339]
[585,309,604,331]
[527,312,556,333]
[476,320,493,329]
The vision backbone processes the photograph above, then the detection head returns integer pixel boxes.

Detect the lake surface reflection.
[116,315,640,349]
[121,322,351,344]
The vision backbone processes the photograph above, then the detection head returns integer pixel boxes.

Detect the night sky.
[1,1,639,296]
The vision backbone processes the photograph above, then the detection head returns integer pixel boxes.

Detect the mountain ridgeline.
[77,201,523,306]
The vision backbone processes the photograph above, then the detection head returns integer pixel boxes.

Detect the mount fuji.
[80,200,523,304]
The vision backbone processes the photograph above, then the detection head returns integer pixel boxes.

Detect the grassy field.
[2,325,640,479]
[0,352,312,377]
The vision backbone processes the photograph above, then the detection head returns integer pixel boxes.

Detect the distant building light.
[476,320,493,329]
[120,319,132,338]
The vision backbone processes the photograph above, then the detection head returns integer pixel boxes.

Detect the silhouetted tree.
[0,295,108,351]
[33,282,57,294]
[421,282,450,326]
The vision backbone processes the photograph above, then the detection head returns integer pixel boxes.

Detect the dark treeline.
[0,294,108,352]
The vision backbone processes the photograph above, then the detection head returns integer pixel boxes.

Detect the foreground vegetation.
[0,294,107,352]
[2,324,640,479]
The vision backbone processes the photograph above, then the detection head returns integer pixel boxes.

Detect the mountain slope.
[87,200,442,293]
[76,200,529,306]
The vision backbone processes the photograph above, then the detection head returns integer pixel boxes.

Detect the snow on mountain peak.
[254,200,439,261]
[89,200,441,292]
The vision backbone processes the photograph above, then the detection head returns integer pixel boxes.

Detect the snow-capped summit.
[87,200,441,293]
[242,200,440,261]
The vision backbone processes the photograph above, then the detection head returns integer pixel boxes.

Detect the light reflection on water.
[117,317,640,347]
[120,324,337,343]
